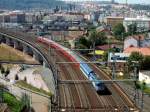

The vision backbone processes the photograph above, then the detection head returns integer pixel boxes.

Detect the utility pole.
[122,33,124,52]
[112,53,116,79]
[132,61,140,106]
[141,81,144,112]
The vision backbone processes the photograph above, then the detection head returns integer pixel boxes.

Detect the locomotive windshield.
[96,83,101,86]
[89,71,96,76]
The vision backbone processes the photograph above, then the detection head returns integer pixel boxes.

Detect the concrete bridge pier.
[33,51,39,61]
[1,36,6,44]
[6,38,11,46]
[17,42,23,51]
[23,45,29,55]
[33,51,45,67]
[14,40,20,49]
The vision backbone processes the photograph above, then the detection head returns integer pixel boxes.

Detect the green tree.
[89,30,106,48]
[127,23,137,35]
[77,36,91,48]
[95,32,106,45]
[142,56,150,70]
[128,52,144,70]
[75,44,89,54]
[113,23,125,40]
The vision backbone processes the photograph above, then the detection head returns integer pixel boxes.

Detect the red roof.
[96,44,116,50]
[124,47,150,56]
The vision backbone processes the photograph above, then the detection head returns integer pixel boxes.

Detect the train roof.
[80,62,93,73]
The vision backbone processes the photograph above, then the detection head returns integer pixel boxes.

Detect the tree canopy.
[128,52,144,63]
[141,56,150,70]
[89,30,106,48]
[127,23,137,35]
[112,23,125,40]
[127,52,144,70]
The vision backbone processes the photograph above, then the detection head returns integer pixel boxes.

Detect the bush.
[1,66,5,74]
[142,56,150,70]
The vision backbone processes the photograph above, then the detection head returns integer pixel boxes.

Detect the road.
[0,28,139,112]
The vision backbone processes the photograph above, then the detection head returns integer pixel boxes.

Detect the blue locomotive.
[80,61,106,92]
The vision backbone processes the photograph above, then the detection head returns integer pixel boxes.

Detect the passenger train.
[37,37,109,94]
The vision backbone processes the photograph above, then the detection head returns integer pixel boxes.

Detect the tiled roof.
[124,47,150,56]
[96,44,116,50]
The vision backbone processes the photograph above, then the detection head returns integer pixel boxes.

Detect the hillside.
[0,0,64,9]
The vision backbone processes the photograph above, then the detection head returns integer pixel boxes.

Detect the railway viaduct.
[0,28,56,101]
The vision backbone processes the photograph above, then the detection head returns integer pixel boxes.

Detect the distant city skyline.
[62,0,150,4]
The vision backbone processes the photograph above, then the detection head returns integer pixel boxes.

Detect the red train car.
[37,37,80,68]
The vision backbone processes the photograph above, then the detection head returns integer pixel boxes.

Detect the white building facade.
[139,71,150,87]
[123,17,150,32]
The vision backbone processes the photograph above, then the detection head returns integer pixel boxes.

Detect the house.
[104,16,124,28]
[124,35,150,49]
[96,26,112,35]
[139,71,150,86]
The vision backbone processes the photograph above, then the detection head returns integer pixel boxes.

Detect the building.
[124,35,150,49]
[0,13,10,23]
[108,53,129,63]
[108,52,129,72]
[123,16,150,32]
[139,71,150,86]
[25,13,37,23]
[0,11,25,24]
[111,0,115,4]
[104,16,124,28]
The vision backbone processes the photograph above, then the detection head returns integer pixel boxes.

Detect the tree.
[113,23,125,40]
[77,36,91,48]
[127,23,137,35]
[141,56,150,70]
[89,30,106,48]
[128,52,143,62]
[128,52,144,70]
[76,44,89,54]
[89,30,97,49]
[95,32,106,45]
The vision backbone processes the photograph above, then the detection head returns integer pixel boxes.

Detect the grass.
[136,82,150,95]
[144,87,150,95]
[16,81,52,96]
[0,45,25,61]
[3,91,22,112]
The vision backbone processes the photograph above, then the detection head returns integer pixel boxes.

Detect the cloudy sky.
[62,0,150,4]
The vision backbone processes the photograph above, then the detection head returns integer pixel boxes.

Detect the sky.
[63,0,150,5]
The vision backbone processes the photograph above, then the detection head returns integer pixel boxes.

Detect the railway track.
[83,56,139,111]
[51,47,135,111]
[0,28,139,112]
